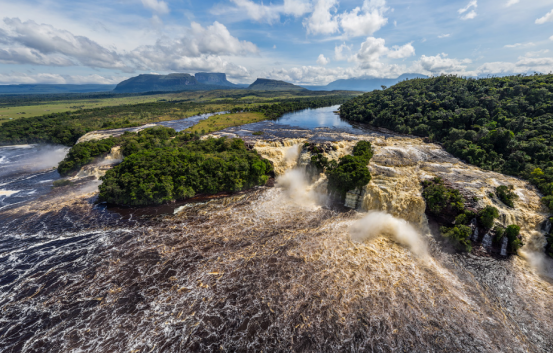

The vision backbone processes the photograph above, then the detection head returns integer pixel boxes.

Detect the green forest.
[340,74,553,210]
[71,127,276,206]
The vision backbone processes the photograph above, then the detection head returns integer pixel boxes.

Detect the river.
[0,106,551,352]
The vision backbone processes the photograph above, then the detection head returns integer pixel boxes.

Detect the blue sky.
[0,0,552,85]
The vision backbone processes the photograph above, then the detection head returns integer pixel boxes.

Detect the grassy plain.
[184,112,266,134]
[0,94,177,124]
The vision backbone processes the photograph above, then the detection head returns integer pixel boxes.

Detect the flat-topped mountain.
[195,72,236,87]
[113,73,240,93]
[248,78,307,91]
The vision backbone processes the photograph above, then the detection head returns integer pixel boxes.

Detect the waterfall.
[501,236,508,256]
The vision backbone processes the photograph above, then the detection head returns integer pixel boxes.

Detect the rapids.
[0,106,552,352]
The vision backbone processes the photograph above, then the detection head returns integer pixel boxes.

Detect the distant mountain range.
[301,73,429,91]
[0,72,543,95]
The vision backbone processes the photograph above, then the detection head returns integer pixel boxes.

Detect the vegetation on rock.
[495,185,518,208]
[340,74,553,210]
[478,205,500,229]
[58,138,117,176]
[97,130,273,206]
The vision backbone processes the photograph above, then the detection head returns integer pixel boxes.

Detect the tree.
[478,206,499,229]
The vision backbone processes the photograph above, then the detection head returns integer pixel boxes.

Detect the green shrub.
[58,138,117,176]
[495,185,518,208]
[53,179,73,187]
[326,155,371,197]
[326,141,373,198]
[493,226,505,243]
[421,177,465,214]
[478,205,499,229]
[351,140,373,163]
[505,224,523,252]
[441,225,472,252]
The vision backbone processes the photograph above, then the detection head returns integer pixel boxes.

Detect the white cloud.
[229,0,281,23]
[316,53,330,65]
[458,0,477,14]
[414,53,472,74]
[477,56,552,75]
[438,34,450,38]
[228,0,311,23]
[355,37,414,68]
[0,18,128,70]
[516,56,553,67]
[458,0,477,20]
[0,18,258,77]
[535,9,553,24]
[504,42,536,48]
[283,0,312,17]
[505,0,519,7]
[338,0,388,37]
[303,0,339,35]
[141,0,169,14]
[461,10,477,20]
[334,43,352,60]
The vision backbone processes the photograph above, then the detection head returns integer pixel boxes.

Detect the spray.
[349,211,428,258]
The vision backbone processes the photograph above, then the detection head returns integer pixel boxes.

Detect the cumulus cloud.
[438,34,450,38]
[338,0,388,37]
[414,53,472,74]
[283,0,312,17]
[458,0,477,20]
[477,56,552,75]
[303,0,389,37]
[141,0,169,14]
[229,0,281,23]
[316,54,330,65]
[535,9,553,24]
[0,18,258,77]
[355,37,414,68]
[505,0,519,6]
[303,0,339,35]
[334,43,352,61]
[0,18,127,70]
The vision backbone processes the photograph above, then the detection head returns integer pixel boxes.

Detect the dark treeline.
[0,95,352,147]
[340,74,553,209]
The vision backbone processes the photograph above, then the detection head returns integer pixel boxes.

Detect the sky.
[0,0,552,85]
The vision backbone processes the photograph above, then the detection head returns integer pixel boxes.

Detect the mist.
[349,211,428,258]
[0,144,69,177]
[275,168,327,208]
